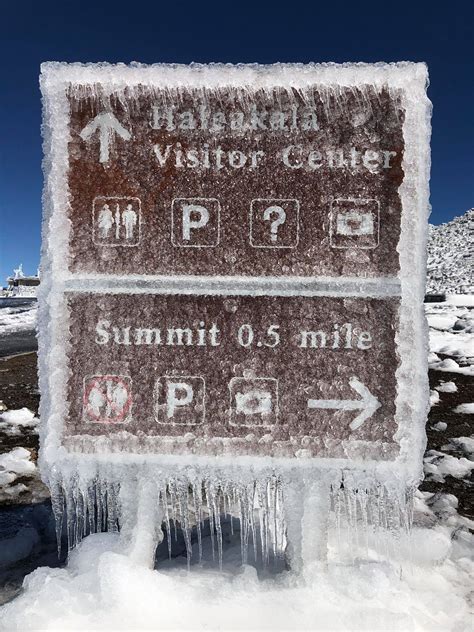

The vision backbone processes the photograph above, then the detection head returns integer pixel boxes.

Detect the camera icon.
[330,198,380,249]
[229,377,279,427]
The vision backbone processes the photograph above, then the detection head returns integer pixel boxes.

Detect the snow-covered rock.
[427,209,473,294]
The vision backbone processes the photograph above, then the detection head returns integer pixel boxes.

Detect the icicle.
[49,475,65,557]
[178,482,193,569]
[192,481,203,564]
[160,484,172,560]
[168,479,179,542]
[204,479,216,562]
[86,482,96,535]
[250,483,259,564]
[209,480,223,570]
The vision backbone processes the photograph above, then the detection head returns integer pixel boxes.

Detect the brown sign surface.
[67,87,403,278]
[64,293,399,460]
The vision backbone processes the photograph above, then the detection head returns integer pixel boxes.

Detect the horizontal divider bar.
[60,275,401,298]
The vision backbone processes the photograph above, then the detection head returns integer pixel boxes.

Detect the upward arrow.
[307,377,381,431]
[79,112,131,164]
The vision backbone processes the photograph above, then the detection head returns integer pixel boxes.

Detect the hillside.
[427,209,473,294]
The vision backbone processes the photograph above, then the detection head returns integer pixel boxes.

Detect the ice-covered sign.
[39,63,431,481]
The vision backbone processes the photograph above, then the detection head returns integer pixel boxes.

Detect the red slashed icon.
[83,375,132,423]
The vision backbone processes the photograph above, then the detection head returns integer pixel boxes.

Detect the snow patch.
[0,408,38,436]
[0,448,36,502]
[435,381,457,393]
[424,450,474,482]
[0,302,37,336]
[453,403,474,414]
[1,525,472,631]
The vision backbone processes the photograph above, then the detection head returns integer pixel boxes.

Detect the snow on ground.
[447,294,474,307]
[426,297,474,376]
[0,408,48,504]
[0,448,36,503]
[1,492,473,632]
[0,302,37,337]
[453,403,474,414]
[429,389,440,406]
[424,450,474,482]
[0,408,38,436]
[443,436,474,454]
[435,381,457,393]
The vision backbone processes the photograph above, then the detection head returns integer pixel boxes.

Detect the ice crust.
[39,62,431,567]
[47,459,416,571]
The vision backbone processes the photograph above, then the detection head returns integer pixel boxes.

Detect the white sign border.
[39,62,431,486]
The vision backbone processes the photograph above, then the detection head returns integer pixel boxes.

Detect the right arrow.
[307,377,381,431]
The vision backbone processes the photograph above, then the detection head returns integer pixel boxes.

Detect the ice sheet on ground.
[0,527,40,569]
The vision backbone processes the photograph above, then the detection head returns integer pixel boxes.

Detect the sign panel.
[40,63,431,475]
[67,86,403,278]
[65,293,398,459]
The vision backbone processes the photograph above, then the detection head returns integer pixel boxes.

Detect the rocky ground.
[426,208,473,294]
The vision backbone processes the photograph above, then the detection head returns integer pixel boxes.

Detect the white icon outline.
[171,197,221,248]
[228,376,279,428]
[329,197,380,250]
[92,196,142,247]
[82,374,133,424]
[249,198,300,249]
[80,112,131,164]
[154,375,206,425]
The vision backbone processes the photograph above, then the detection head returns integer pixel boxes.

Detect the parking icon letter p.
[155,375,205,425]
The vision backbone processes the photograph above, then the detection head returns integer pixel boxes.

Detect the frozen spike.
[179,483,193,570]
[250,484,258,563]
[86,484,96,535]
[214,486,223,570]
[204,480,216,562]
[160,485,172,560]
[168,480,179,542]
[49,476,65,558]
[192,482,203,564]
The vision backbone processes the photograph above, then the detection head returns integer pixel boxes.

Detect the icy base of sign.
[63,434,399,462]
[48,460,415,571]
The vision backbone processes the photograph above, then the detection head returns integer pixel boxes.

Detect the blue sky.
[0,0,472,283]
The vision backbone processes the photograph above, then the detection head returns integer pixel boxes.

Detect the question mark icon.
[263,206,286,243]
